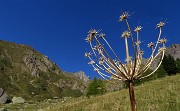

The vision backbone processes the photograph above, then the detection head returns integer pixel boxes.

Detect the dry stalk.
[85,11,167,111]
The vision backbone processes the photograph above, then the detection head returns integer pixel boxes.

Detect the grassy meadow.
[0,74,179,111]
[45,74,180,111]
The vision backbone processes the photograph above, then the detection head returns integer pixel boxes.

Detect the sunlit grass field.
[45,74,180,111]
[0,74,179,111]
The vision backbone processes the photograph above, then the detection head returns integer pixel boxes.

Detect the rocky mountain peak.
[145,44,180,70]
[165,44,180,59]
[73,71,90,83]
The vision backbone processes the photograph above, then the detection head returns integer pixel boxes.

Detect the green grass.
[45,74,180,111]
[0,74,179,111]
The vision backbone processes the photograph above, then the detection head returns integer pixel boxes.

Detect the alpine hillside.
[0,40,89,101]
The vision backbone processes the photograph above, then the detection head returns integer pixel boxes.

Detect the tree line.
[162,55,180,75]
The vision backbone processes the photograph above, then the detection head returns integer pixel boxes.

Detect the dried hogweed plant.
[85,12,166,111]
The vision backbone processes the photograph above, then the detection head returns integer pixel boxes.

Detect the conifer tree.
[86,77,106,97]
[176,58,180,73]
[162,55,176,75]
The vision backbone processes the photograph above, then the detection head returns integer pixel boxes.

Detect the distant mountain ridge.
[0,40,88,101]
[165,44,180,59]
[149,44,180,70]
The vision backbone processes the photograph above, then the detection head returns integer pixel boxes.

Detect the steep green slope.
[0,40,86,101]
[46,74,180,111]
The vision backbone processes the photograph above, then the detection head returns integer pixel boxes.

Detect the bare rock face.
[143,44,180,70]
[12,97,25,104]
[0,88,11,104]
[165,44,180,60]
[23,51,60,77]
[56,79,86,93]
[73,71,90,83]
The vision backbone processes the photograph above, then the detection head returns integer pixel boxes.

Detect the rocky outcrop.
[73,71,90,83]
[0,88,11,104]
[165,44,180,60]
[12,97,25,104]
[56,79,86,93]
[143,44,180,70]
[23,51,60,77]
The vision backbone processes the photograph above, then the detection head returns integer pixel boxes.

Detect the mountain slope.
[166,44,180,59]
[0,40,87,101]
[46,74,180,111]
[142,44,180,70]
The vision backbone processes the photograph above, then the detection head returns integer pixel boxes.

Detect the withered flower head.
[139,50,144,55]
[99,33,105,38]
[121,31,130,38]
[147,42,154,48]
[88,60,95,65]
[93,45,98,50]
[134,26,143,32]
[98,49,103,55]
[85,52,91,57]
[157,21,165,28]
[88,29,98,36]
[98,57,104,65]
[159,38,167,44]
[99,60,104,65]
[85,29,98,42]
[94,68,99,72]
[136,40,141,46]
[85,36,92,42]
[119,12,130,21]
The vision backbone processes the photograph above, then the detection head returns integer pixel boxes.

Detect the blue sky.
[0,0,180,79]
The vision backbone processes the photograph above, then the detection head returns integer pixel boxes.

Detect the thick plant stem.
[128,81,136,111]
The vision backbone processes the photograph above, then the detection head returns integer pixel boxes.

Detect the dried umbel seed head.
[88,29,98,36]
[157,21,165,28]
[136,40,141,46]
[147,42,154,48]
[121,31,131,38]
[119,12,130,21]
[139,50,144,55]
[85,29,98,42]
[134,26,143,32]
[94,68,99,72]
[88,60,95,65]
[98,49,103,55]
[94,44,102,51]
[99,33,105,38]
[98,58,104,63]
[159,38,167,44]
[85,11,167,111]
[93,45,98,50]
[85,52,91,57]
[85,36,91,42]
[99,60,104,65]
